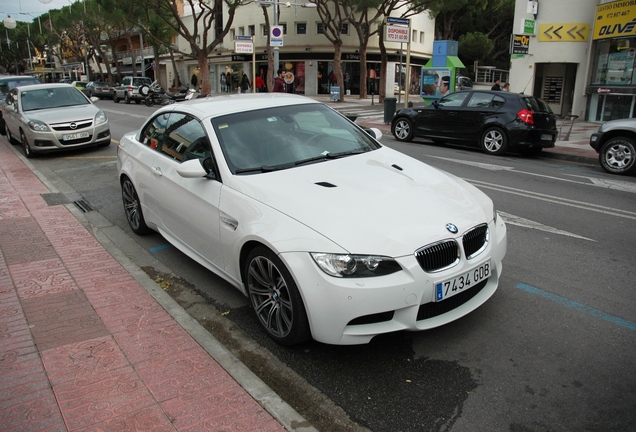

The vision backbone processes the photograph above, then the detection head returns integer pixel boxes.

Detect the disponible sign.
[234,41,253,54]
[386,25,409,43]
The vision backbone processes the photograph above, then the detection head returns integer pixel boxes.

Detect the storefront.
[586,1,636,121]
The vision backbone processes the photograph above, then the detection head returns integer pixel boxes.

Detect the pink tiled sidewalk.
[0,141,286,431]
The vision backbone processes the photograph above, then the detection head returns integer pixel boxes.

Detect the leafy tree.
[133,0,241,95]
[311,0,348,101]
[458,32,494,65]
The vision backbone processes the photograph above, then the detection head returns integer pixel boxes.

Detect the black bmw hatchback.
[391,90,558,156]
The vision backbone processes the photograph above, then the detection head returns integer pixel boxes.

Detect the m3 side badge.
[446,223,458,234]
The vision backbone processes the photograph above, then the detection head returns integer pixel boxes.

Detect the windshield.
[213,103,381,174]
[20,87,90,111]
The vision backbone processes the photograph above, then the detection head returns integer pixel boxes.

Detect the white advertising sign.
[386,25,409,43]
[234,42,253,54]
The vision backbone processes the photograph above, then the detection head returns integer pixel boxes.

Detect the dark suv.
[391,90,557,156]
[0,75,41,135]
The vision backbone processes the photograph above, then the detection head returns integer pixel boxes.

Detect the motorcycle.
[140,82,196,107]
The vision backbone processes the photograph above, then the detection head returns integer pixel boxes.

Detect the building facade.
[510,0,636,121]
[155,2,435,97]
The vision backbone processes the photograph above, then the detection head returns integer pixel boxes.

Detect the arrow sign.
[553,26,563,38]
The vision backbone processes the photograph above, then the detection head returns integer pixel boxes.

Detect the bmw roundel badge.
[446,223,458,234]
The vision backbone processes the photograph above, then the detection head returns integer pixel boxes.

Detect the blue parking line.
[515,283,636,331]
[149,244,173,253]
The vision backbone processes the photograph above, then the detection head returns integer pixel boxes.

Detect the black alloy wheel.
[244,246,310,345]
[121,177,152,235]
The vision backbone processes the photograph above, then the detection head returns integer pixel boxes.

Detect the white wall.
[510,0,598,117]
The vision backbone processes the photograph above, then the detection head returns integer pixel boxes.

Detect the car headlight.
[94,110,107,125]
[28,120,50,132]
[311,253,402,278]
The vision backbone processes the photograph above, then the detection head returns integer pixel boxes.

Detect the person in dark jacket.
[491,78,502,91]
[240,74,251,93]
[273,69,286,93]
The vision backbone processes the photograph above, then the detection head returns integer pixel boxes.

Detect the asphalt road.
[8,99,636,432]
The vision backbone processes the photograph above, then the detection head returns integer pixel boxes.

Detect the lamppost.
[3,15,18,74]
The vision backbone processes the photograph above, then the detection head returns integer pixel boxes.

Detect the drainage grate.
[73,200,93,213]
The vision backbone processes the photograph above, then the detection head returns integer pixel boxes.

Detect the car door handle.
[151,166,163,176]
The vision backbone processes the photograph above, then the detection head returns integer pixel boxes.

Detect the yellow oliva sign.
[538,23,590,42]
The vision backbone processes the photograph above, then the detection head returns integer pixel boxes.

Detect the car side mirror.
[432,100,440,108]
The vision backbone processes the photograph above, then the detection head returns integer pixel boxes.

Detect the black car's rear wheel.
[121,177,152,235]
[393,118,414,142]
[244,246,310,345]
[599,137,636,175]
[481,127,508,155]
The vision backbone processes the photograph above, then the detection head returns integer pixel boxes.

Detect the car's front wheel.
[0,117,5,135]
[113,94,119,103]
[21,130,35,158]
[244,246,310,345]
[599,137,636,175]
[393,118,414,142]
[481,127,508,155]
[121,177,152,235]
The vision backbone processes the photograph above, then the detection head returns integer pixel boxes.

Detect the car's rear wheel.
[121,177,152,235]
[113,95,119,103]
[21,130,35,158]
[0,117,5,135]
[393,118,414,142]
[599,137,636,175]
[244,246,310,345]
[481,127,508,155]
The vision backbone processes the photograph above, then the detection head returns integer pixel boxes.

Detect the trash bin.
[384,97,397,124]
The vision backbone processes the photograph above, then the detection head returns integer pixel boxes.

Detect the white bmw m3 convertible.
[117,93,507,345]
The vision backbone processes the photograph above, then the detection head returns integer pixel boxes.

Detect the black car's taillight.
[518,109,534,125]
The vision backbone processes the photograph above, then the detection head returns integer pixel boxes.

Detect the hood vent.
[392,164,403,171]
[315,181,337,188]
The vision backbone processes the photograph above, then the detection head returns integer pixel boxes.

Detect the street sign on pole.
[271,26,283,47]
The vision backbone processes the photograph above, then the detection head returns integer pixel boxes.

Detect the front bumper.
[281,217,507,345]
[589,132,603,152]
[27,124,111,154]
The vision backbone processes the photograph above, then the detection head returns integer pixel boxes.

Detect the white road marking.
[499,211,595,241]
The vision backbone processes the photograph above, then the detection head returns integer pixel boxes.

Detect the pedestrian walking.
[273,69,286,93]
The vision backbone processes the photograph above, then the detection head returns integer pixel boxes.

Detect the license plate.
[541,134,553,141]
[435,260,491,302]
[62,132,89,141]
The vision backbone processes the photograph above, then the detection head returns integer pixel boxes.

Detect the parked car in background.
[83,81,114,99]
[117,93,507,345]
[589,118,636,175]
[113,76,152,104]
[392,90,557,156]
[70,81,87,90]
[58,78,72,84]
[2,83,110,158]
[0,75,41,135]
[456,75,473,91]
